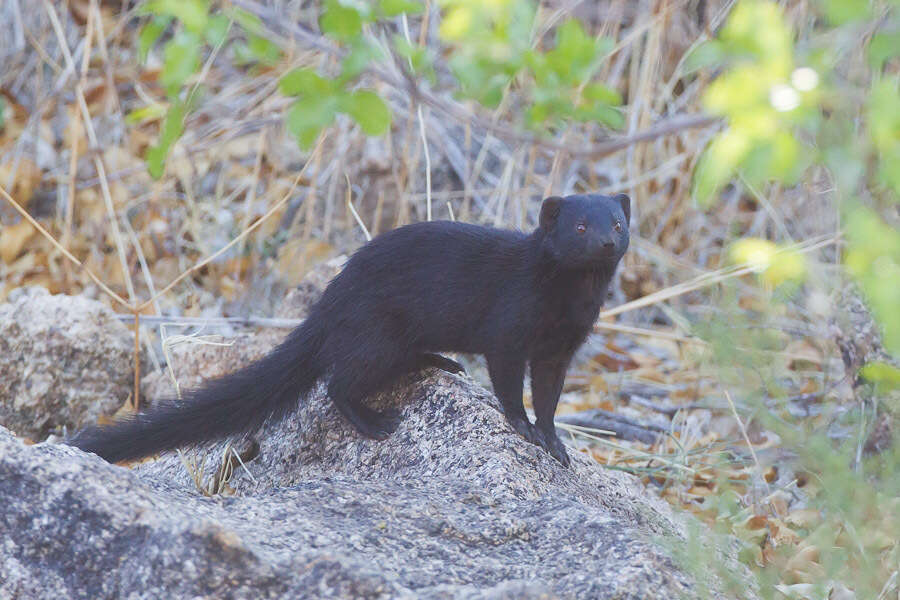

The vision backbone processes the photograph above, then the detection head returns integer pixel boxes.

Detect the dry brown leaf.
[0,221,36,263]
[0,158,41,208]
[784,509,821,530]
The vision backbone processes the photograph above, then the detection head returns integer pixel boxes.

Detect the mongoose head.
[538,193,630,270]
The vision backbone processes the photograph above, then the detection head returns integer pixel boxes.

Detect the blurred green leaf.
[583,83,622,106]
[683,40,726,73]
[339,90,391,135]
[867,77,900,194]
[139,16,172,63]
[279,68,334,96]
[229,7,264,34]
[545,19,607,83]
[844,204,900,355]
[575,103,624,129]
[145,100,186,178]
[868,32,900,70]
[246,34,281,65]
[125,103,167,124]
[144,0,209,34]
[859,362,900,390]
[818,0,871,24]
[161,32,202,96]
[204,14,230,47]
[692,130,749,207]
[379,0,422,17]
[320,0,363,41]
[393,36,435,82]
[339,39,377,82]
[286,96,338,149]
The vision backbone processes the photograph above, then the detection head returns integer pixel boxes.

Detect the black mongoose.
[70,193,630,466]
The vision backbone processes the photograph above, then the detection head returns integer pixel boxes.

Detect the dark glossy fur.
[70,193,630,466]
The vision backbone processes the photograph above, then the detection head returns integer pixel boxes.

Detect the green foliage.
[440,0,622,129]
[138,0,625,168]
[379,0,423,17]
[694,0,900,363]
[281,67,391,148]
[867,77,900,195]
[138,16,171,63]
[340,90,391,136]
[843,204,900,356]
[691,1,812,207]
[688,0,900,596]
[137,1,282,177]
[320,0,365,40]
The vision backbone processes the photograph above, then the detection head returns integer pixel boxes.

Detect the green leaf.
[339,39,377,82]
[145,101,186,179]
[867,77,900,195]
[229,7,264,34]
[320,0,363,41]
[583,104,625,129]
[247,34,281,65]
[204,14,230,47]
[379,0,422,17]
[583,83,622,106]
[819,0,870,25]
[161,32,202,96]
[859,362,900,390]
[339,90,391,135]
[683,40,725,74]
[139,16,172,63]
[125,103,168,124]
[393,36,435,82]
[546,19,599,83]
[279,68,334,96]
[144,0,208,34]
[868,32,900,71]
[692,130,749,207]
[286,96,338,149]
[843,205,900,355]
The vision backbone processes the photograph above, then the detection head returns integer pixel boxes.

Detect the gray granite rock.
[0,287,140,439]
[1,423,699,599]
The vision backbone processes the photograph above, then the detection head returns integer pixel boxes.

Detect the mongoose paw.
[353,407,402,440]
[541,431,571,467]
[507,415,541,445]
[370,407,402,440]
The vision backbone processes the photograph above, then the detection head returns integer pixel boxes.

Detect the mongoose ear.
[612,193,630,224]
[539,196,564,229]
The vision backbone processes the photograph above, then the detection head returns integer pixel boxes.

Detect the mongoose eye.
[614,221,622,232]
[575,223,587,234]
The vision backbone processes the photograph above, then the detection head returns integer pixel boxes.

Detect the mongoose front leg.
[486,354,540,445]
[530,355,573,467]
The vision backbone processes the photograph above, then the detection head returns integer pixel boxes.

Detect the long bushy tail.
[69,320,325,463]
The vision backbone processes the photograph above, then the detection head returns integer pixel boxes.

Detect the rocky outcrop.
[0,287,140,439]
[0,377,698,599]
[0,284,751,599]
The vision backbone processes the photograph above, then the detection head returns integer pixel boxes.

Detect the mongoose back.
[70,193,631,466]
